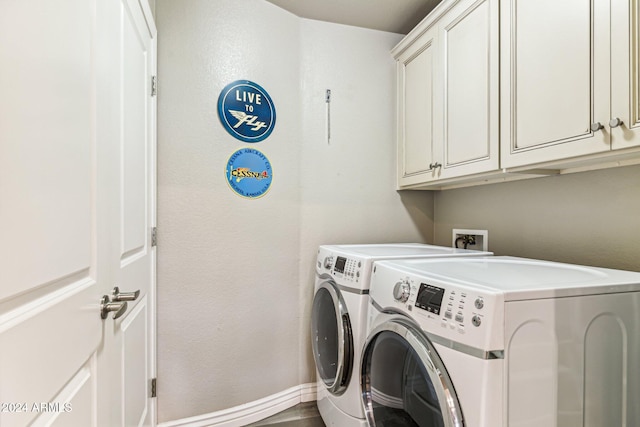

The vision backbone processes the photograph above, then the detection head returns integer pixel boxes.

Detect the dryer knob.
[324,256,334,270]
[393,281,411,303]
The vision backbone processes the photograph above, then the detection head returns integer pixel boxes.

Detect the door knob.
[112,286,140,302]
[100,295,128,319]
[609,118,623,128]
[591,122,604,132]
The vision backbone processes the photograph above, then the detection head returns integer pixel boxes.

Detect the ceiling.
[265,0,443,34]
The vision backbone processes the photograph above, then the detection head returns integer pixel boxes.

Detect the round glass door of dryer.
[311,280,353,395]
[361,317,463,427]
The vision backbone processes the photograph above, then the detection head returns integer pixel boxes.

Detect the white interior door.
[0,0,104,426]
[101,0,157,426]
[0,0,156,426]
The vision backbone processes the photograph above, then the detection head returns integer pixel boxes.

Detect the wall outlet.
[452,229,489,251]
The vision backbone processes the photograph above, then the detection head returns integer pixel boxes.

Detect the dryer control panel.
[370,263,504,351]
[414,283,445,314]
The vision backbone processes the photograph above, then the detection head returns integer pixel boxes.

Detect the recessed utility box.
[452,229,489,251]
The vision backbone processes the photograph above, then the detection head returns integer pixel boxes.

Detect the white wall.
[156,0,434,423]
[297,19,434,383]
[156,0,301,421]
[433,165,640,272]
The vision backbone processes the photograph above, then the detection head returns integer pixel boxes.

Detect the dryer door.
[361,315,464,427]
[311,280,353,396]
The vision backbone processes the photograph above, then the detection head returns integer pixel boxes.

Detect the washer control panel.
[317,249,362,283]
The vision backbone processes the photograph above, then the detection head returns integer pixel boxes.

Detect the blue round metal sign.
[225,148,273,199]
[217,80,276,143]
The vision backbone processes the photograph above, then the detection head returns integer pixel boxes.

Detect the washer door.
[311,280,353,396]
[361,315,464,427]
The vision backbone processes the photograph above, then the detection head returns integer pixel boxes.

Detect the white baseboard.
[158,383,318,427]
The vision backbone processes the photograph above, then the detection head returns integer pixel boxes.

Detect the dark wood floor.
[246,402,325,427]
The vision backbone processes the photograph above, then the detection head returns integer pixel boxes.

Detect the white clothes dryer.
[312,244,492,427]
[362,256,640,427]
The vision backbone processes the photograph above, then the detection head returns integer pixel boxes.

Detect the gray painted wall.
[297,18,435,384]
[433,165,640,272]
[156,0,433,422]
[156,1,302,421]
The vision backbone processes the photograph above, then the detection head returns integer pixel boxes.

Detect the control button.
[356,271,360,278]
[444,311,452,320]
[472,315,482,327]
[458,325,465,334]
[393,281,411,303]
[324,256,334,269]
[455,313,464,323]
[474,298,484,310]
[358,261,362,268]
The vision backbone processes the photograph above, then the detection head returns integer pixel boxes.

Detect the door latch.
[100,295,127,320]
[112,286,140,302]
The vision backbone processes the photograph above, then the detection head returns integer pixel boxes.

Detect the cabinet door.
[501,0,610,168]
[610,0,640,149]
[438,0,499,179]
[397,27,440,187]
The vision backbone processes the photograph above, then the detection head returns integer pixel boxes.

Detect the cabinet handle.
[591,122,604,132]
[609,118,623,128]
[429,162,442,170]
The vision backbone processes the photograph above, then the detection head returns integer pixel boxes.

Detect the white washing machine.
[312,244,492,427]
[362,256,640,427]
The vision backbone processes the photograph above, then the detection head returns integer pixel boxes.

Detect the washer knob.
[474,298,484,310]
[324,256,334,270]
[393,281,411,303]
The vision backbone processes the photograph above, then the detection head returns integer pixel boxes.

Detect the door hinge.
[151,378,157,398]
[151,227,157,247]
[151,76,157,97]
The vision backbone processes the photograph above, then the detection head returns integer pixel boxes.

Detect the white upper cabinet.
[396,25,439,187]
[501,0,640,168]
[438,0,499,178]
[395,0,639,189]
[611,0,640,150]
[395,0,499,188]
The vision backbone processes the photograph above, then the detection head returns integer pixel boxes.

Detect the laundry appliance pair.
[311,244,492,427]
[313,244,640,427]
